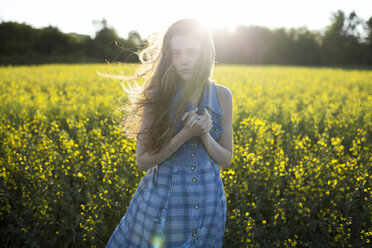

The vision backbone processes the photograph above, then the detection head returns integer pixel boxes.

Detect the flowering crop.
[0,64,370,247]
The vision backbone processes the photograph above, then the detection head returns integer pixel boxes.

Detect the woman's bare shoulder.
[215,83,233,104]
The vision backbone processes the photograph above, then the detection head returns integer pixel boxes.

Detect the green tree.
[322,10,366,65]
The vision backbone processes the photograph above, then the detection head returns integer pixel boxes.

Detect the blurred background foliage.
[1,10,372,67]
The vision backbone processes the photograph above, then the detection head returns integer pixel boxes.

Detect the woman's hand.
[181,107,212,138]
[196,108,213,138]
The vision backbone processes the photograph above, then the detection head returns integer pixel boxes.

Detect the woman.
[105,18,233,248]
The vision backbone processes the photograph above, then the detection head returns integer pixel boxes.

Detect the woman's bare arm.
[200,85,233,170]
[136,107,191,171]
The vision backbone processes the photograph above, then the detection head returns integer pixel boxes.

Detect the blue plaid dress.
[106,80,227,248]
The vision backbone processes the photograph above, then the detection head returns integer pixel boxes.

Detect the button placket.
[189,142,197,171]
[190,148,198,183]
[187,139,200,243]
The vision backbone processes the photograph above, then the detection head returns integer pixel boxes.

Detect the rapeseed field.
[0,64,371,247]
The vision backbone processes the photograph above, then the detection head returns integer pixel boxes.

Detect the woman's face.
[170,34,201,82]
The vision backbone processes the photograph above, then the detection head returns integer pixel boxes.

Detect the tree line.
[0,18,143,65]
[0,10,371,67]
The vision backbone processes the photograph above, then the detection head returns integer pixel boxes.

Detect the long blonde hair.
[100,19,215,154]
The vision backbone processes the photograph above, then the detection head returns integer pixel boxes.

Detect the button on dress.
[105,80,227,248]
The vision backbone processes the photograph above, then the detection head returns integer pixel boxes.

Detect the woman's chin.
[180,75,192,82]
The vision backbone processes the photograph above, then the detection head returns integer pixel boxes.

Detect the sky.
[0,0,371,39]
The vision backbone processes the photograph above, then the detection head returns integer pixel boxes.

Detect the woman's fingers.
[184,107,214,130]
[202,110,213,132]
[181,107,198,121]
[198,113,208,123]
[190,115,202,127]
[187,113,200,126]
[192,112,209,128]
[184,107,197,125]
[181,112,189,121]
[203,108,211,118]
[189,108,211,127]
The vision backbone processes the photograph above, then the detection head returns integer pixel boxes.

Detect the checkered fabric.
[106,80,227,248]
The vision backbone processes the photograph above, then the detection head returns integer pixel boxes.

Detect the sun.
[166,0,244,34]
[194,16,236,34]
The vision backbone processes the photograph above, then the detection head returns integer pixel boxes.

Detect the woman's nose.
[181,53,189,64]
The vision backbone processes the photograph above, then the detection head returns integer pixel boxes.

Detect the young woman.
[105,18,233,248]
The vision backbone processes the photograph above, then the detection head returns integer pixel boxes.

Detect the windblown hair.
[99,19,215,154]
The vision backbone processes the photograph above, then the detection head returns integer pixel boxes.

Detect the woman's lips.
[180,69,192,74]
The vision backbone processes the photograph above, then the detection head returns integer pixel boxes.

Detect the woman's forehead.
[170,34,201,50]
